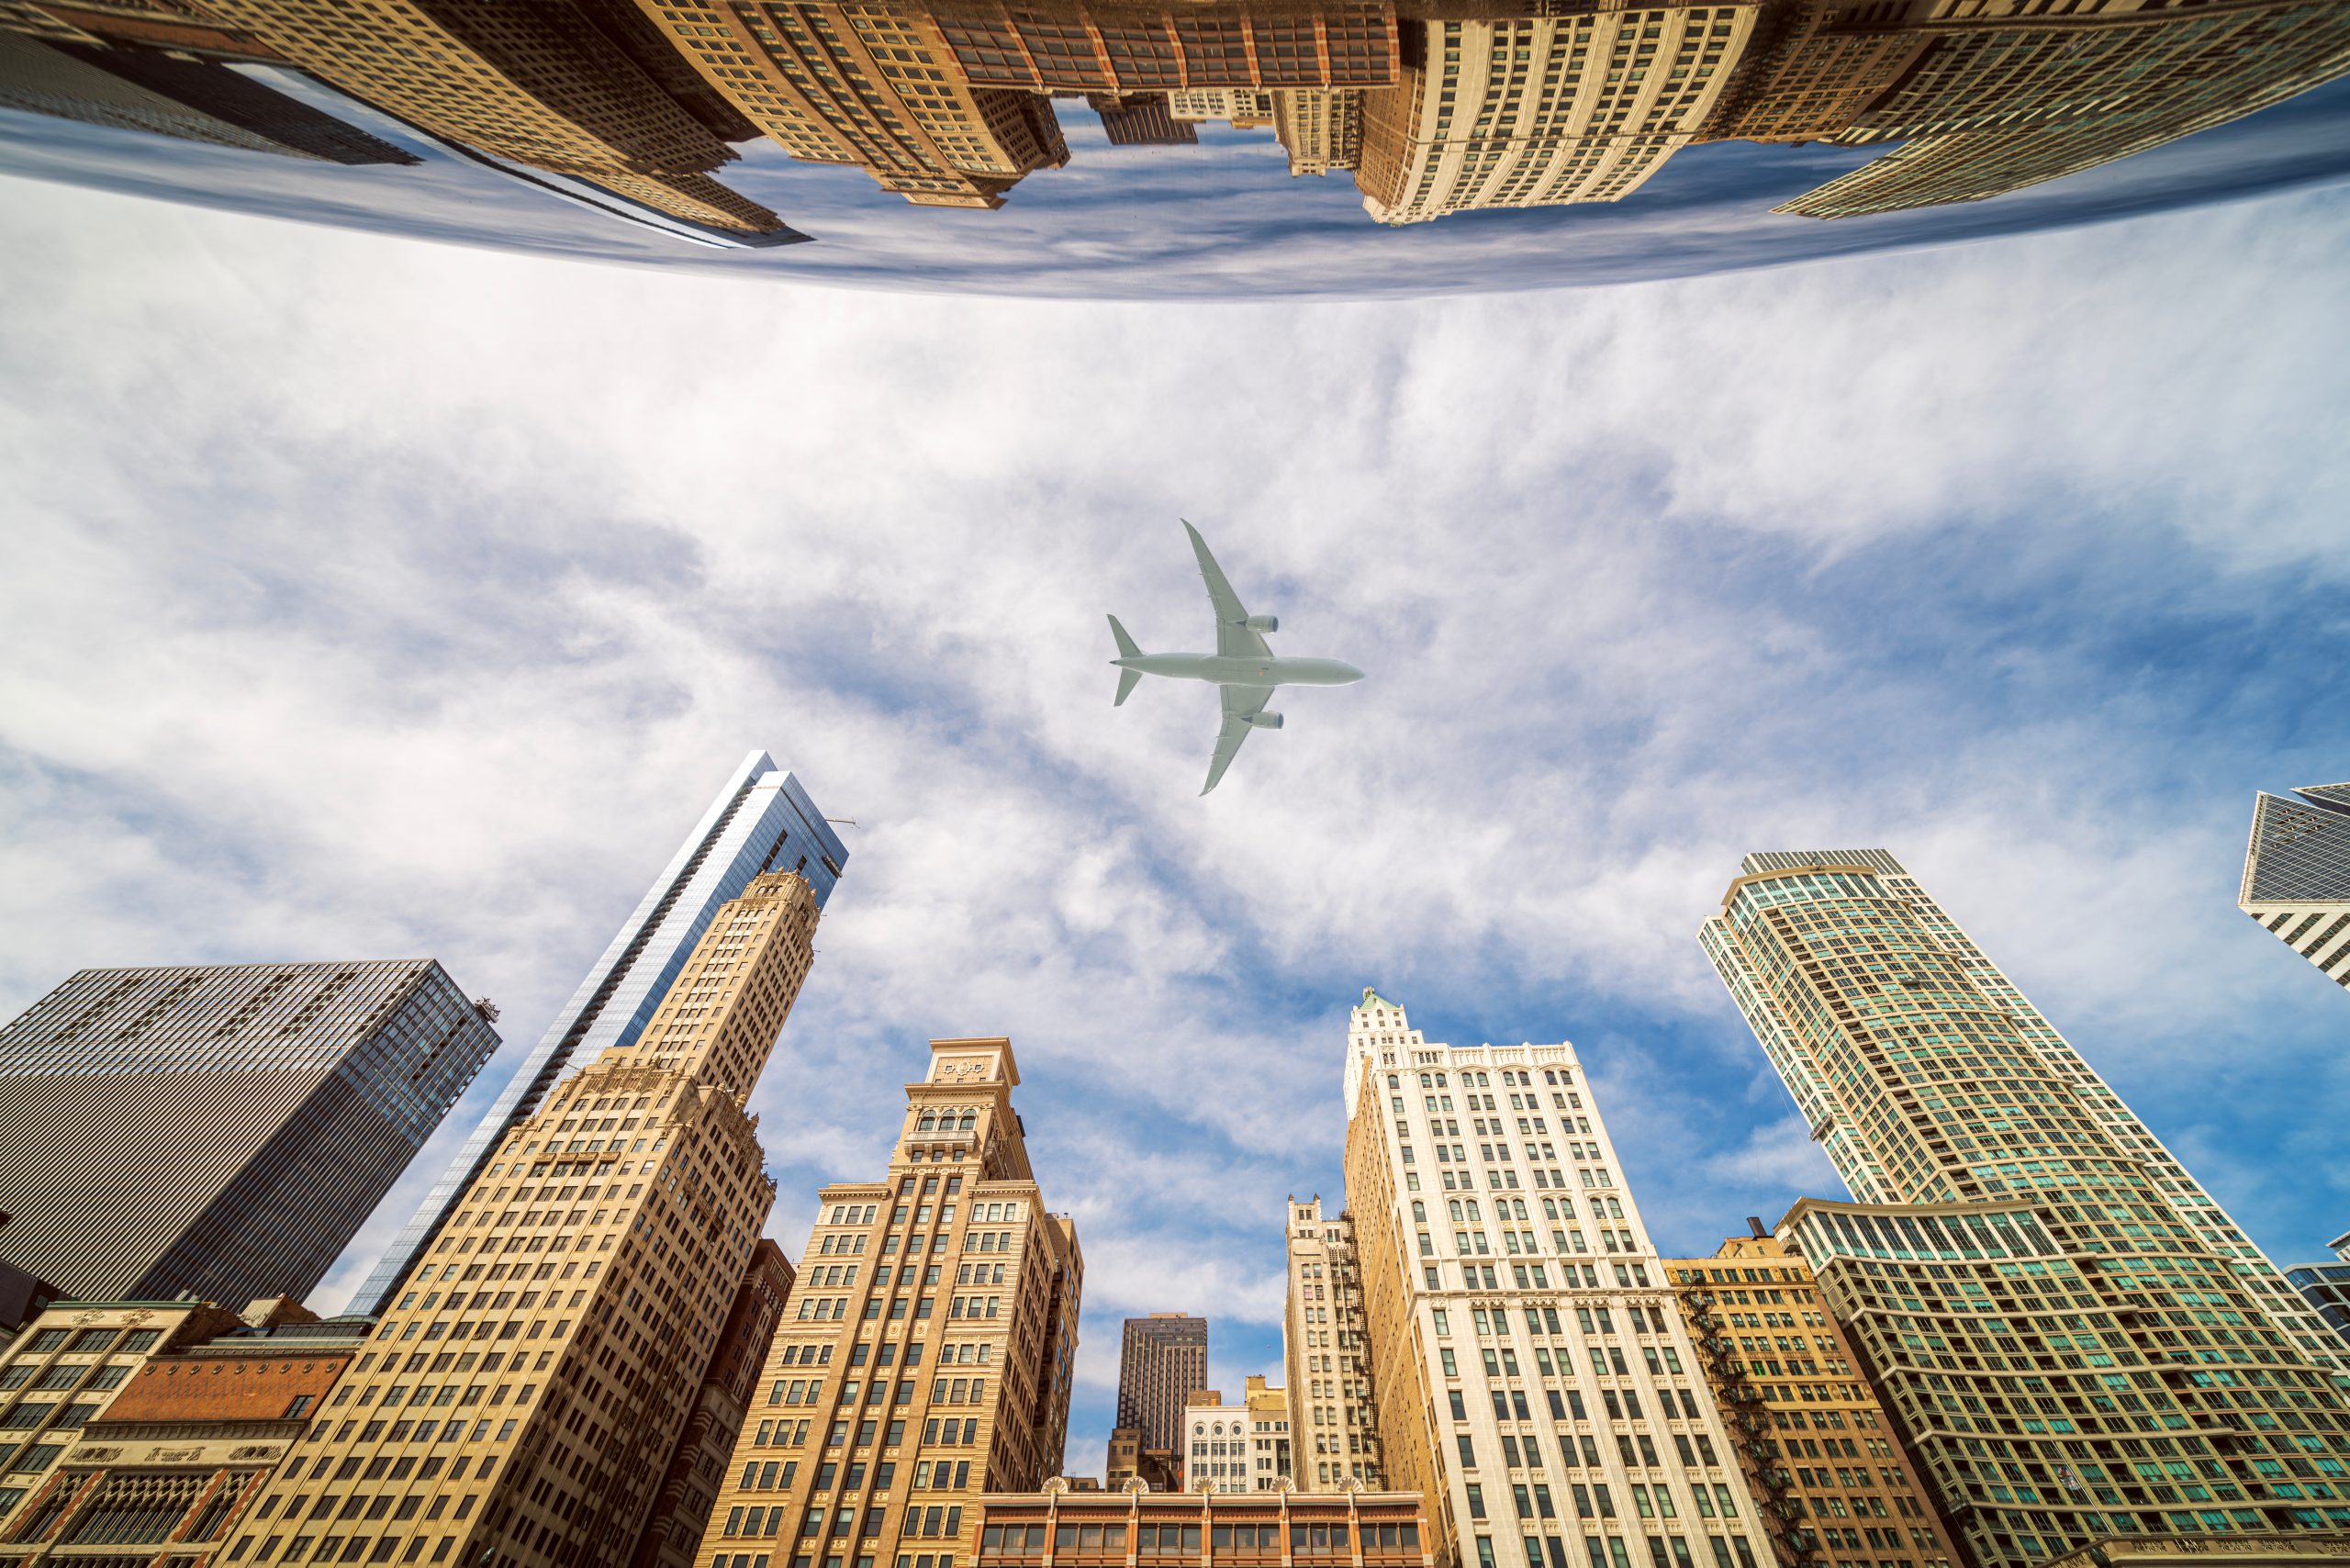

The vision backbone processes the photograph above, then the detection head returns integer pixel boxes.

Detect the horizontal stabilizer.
[1107,613,1142,660]
[1115,667,1142,707]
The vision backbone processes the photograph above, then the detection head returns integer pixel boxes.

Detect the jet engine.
[1247,711,1284,730]
[1245,614,1280,633]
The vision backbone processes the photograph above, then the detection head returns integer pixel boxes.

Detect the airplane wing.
[1203,685,1273,795]
[1184,520,1271,661]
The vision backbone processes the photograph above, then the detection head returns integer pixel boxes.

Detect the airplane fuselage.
[1115,653,1365,688]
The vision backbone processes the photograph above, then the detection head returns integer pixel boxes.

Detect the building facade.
[2239,783,2350,993]
[0,958,498,1308]
[1354,6,1757,225]
[974,1486,1434,1568]
[1184,1380,1290,1495]
[0,1297,250,1535]
[1119,1316,1209,1458]
[352,751,847,1315]
[1340,989,1774,1568]
[1664,1233,1960,1568]
[0,29,414,159]
[1769,0,2350,218]
[186,0,787,230]
[0,1305,370,1561]
[1702,853,2350,1568]
[632,1240,801,1568]
[1285,1197,1384,1490]
[217,868,826,1568]
[1704,848,2347,1377]
[1105,1429,1181,1494]
[621,0,1069,209]
[690,1036,1084,1568]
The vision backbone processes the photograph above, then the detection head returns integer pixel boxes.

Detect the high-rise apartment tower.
[690,1036,1084,1568]
[0,959,498,1305]
[1706,848,2344,1375]
[2238,783,2350,992]
[350,751,846,1315]
[1703,851,2350,1568]
[1285,1196,1385,1488]
[1341,990,1774,1568]
[1119,1314,1210,1456]
[223,868,825,1568]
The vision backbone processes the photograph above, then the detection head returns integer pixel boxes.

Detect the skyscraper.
[1285,1195,1384,1489]
[1768,0,2350,218]
[349,751,846,1316]
[188,0,789,232]
[1703,852,2350,1568]
[0,31,416,162]
[690,1036,1084,1568]
[1354,7,1757,225]
[631,1238,800,1568]
[224,868,825,1568]
[1704,848,2345,1374]
[1119,1313,1210,1456]
[2238,783,2350,992]
[1340,990,1774,1568]
[0,959,498,1306]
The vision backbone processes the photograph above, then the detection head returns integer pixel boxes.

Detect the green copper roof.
[1360,987,1400,1010]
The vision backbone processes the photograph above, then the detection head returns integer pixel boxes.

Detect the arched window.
[917,1112,937,1132]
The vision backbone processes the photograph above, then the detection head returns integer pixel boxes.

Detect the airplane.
[1107,521,1365,794]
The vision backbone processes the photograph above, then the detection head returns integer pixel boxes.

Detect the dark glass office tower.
[0,958,498,1305]
[344,750,848,1314]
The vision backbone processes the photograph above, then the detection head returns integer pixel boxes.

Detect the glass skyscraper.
[342,750,848,1315]
[2238,783,2350,991]
[0,958,499,1305]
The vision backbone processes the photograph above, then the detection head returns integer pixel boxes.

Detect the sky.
[2,167,2348,1482]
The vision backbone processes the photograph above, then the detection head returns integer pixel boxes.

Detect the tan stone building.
[691,1036,1083,1568]
[1285,1198,1383,1490]
[1104,1429,1180,1495]
[974,1486,1435,1568]
[633,1240,801,1568]
[206,869,823,1568]
[1339,990,1773,1568]
[1662,1234,1958,1568]
[1355,5,1758,225]
[1183,1380,1290,1495]
[1273,89,1362,177]
[621,0,1067,209]
[0,1303,368,1562]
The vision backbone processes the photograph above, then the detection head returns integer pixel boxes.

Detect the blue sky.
[1,168,2347,1484]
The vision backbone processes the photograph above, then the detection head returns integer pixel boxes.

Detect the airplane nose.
[1342,664,1366,683]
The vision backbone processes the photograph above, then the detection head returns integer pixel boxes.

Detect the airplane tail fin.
[1108,615,1145,706]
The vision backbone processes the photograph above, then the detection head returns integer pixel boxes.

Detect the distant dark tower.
[0,960,499,1305]
[1116,1311,1209,1451]
[1089,93,1197,148]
